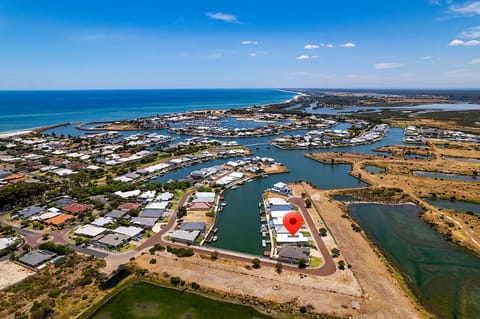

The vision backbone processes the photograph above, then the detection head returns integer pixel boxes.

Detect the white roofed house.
[193,192,216,204]
[157,192,174,201]
[74,225,107,238]
[114,190,141,199]
[113,226,143,239]
[145,201,169,211]
[272,182,290,195]
[276,232,309,245]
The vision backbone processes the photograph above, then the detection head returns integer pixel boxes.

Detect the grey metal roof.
[170,230,200,242]
[0,169,12,179]
[140,209,164,218]
[19,249,57,267]
[105,209,128,219]
[95,233,129,248]
[180,222,205,232]
[20,206,45,218]
[131,217,158,227]
[277,246,310,260]
[53,197,75,208]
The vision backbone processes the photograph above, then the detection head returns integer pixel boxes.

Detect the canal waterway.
[42,108,480,319]
[349,203,480,319]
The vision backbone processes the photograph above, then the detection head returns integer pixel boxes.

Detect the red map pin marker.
[283,212,303,236]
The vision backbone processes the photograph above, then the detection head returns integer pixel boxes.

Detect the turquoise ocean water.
[0,89,296,132]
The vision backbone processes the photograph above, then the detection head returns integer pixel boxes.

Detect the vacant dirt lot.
[0,261,34,290]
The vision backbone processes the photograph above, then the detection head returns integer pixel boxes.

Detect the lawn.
[119,243,137,253]
[309,256,323,268]
[90,282,273,319]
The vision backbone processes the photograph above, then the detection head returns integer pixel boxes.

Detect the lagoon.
[349,203,480,319]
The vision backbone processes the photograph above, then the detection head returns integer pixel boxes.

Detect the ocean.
[0,89,297,133]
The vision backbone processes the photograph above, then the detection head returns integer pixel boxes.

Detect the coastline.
[0,89,299,135]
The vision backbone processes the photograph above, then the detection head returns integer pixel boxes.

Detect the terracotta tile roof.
[45,213,75,225]
[62,203,93,214]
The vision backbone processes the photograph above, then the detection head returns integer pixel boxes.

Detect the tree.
[305,198,312,208]
[170,276,181,286]
[190,282,200,290]
[177,206,187,218]
[210,250,218,260]
[297,258,307,269]
[252,258,261,269]
[275,261,283,274]
[338,260,345,270]
[149,258,157,264]
[299,306,307,314]
[331,248,340,258]
[319,227,327,237]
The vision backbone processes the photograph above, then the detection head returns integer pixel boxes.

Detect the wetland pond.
[423,198,480,214]
[89,281,272,319]
[349,203,480,319]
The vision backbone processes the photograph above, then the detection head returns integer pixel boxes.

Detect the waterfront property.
[262,190,312,264]
[272,123,389,149]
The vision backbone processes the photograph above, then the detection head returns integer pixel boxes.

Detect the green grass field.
[90,282,273,319]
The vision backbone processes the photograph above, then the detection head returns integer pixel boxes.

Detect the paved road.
[1,213,109,258]
[289,197,336,275]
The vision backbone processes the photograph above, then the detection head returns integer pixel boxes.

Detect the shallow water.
[349,203,480,319]
[423,198,480,214]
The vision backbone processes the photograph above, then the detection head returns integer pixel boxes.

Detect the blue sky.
[1,0,479,89]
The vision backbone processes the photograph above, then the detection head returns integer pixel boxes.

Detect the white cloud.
[459,26,480,38]
[249,53,257,57]
[471,58,480,63]
[241,40,258,45]
[304,44,320,49]
[296,55,310,60]
[206,12,239,23]
[323,43,335,48]
[449,39,480,46]
[449,1,480,16]
[310,55,320,59]
[421,56,433,60]
[374,62,405,70]
[341,42,356,48]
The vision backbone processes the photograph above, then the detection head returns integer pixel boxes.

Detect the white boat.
[213,236,218,242]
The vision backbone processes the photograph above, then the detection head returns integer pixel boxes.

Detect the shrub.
[170,276,181,286]
[251,258,261,269]
[149,258,157,264]
[190,282,200,290]
[166,246,194,257]
[47,288,61,298]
